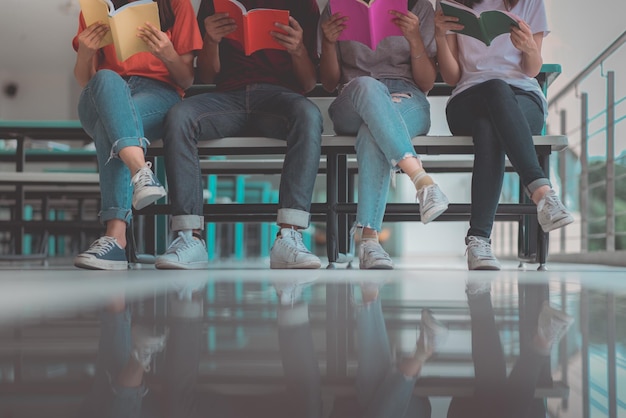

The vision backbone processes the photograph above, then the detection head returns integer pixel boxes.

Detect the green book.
[440,0,519,46]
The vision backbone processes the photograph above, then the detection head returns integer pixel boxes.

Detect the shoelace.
[362,241,391,261]
[466,238,494,259]
[87,236,117,256]
[132,162,157,188]
[543,192,567,219]
[284,229,310,254]
[166,231,195,254]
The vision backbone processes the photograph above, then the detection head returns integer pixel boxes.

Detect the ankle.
[408,169,434,190]
[361,227,378,241]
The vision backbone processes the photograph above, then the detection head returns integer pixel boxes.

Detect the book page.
[214,0,246,46]
[78,0,114,47]
[329,0,373,48]
[440,0,486,44]
[245,9,289,55]
[369,0,405,49]
[481,10,518,42]
[108,1,160,61]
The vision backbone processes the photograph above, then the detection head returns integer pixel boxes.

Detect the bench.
[0,64,565,267]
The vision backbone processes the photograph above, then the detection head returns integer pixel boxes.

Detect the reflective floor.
[1,257,625,418]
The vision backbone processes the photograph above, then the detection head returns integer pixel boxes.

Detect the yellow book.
[78,0,161,61]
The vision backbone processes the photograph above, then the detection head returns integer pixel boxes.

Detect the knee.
[347,76,384,96]
[88,69,122,89]
[479,79,511,97]
[164,101,197,139]
[290,98,323,137]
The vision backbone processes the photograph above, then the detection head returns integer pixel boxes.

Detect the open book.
[214,0,289,56]
[329,0,406,50]
[78,0,160,61]
[440,0,519,46]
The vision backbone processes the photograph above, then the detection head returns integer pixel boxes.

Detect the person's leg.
[75,71,177,270]
[156,90,248,269]
[247,85,323,269]
[276,301,323,418]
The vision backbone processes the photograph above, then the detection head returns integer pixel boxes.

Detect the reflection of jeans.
[446,79,548,239]
[77,308,148,418]
[78,305,205,418]
[162,84,323,231]
[447,293,548,418]
[355,299,431,418]
[78,70,180,224]
[328,77,431,231]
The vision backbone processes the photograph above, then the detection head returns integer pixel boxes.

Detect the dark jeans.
[446,79,548,239]
[162,83,324,232]
[447,293,549,418]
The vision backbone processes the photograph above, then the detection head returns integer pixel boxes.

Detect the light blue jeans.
[163,83,323,232]
[78,70,180,224]
[328,77,431,232]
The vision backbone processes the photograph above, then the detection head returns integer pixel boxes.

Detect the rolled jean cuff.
[170,215,205,232]
[526,178,551,197]
[111,137,149,158]
[111,382,149,399]
[100,207,132,225]
[277,302,309,327]
[277,208,310,229]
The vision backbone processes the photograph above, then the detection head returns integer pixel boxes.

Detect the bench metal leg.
[326,152,339,268]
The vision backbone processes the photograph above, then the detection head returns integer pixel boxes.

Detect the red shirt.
[197,0,320,94]
[73,0,203,96]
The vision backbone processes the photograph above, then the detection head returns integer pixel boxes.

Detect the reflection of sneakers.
[466,278,492,297]
[415,309,448,362]
[465,236,501,271]
[273,275,319,306]
[359,239,393,270]
[131,326,167,372]
[537,189,574,232]
[270,228,321,269]
[416,184,449,224]
[536,301,574,354]
[74,236,128,270]
[131,162,167,210]
[156,231,209,270]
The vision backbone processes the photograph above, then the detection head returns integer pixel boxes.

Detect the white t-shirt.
[444,0,549,117]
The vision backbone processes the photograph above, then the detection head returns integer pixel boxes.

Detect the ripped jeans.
[78,70,180,224]
[328,77,431,232]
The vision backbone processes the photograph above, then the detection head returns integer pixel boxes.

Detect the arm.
[511,20,543,78]
[319,13,348,93]
[73,22,110,87]
[391,10,436,93]
[272,17,317,94]
[137,22,196,90]
[196,13,237,84]
[433,9,462,85]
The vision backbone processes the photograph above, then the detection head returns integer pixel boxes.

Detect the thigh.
[128,77,181,141]
[513,88,545,135]
[446,86,486,135]
[384,79,431,136]
[247,85,321,139]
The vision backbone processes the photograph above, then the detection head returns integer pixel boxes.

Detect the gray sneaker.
[536,301,574,354]
[416,184,449,224]
[131,326,167,372]
[155,231,209,270]
[359,239,393,270]
[537,189,574,232]
[465,236,501,270]
[270,228,321,269]
[131,162,167,210]
[416,309,448,362]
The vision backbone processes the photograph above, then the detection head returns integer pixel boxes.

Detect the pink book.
[329,0,408,49]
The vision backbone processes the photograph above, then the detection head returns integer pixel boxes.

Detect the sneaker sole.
[74,257,128,271]
[468,263,501,271]
[421,203,449,224]
[540,214,575,232]
[133,188,167,210]
[270,261,322,269]
[359,263,394,270]
[155,260,210,270]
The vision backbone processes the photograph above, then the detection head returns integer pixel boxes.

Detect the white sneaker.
[359,239,393,270]
[537,189,574,232]
[416,184,449,224]
[131,326,167,372]
[156,231,209,270]
[465,236,501,271]
[415,309,448,362]
[270,228,321,269]
[536,301,574,354]
[131,162,167,210]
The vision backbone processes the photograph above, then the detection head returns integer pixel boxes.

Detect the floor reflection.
[0,264,624,417]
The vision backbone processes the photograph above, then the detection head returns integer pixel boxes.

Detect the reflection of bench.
[0,65,565,266]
